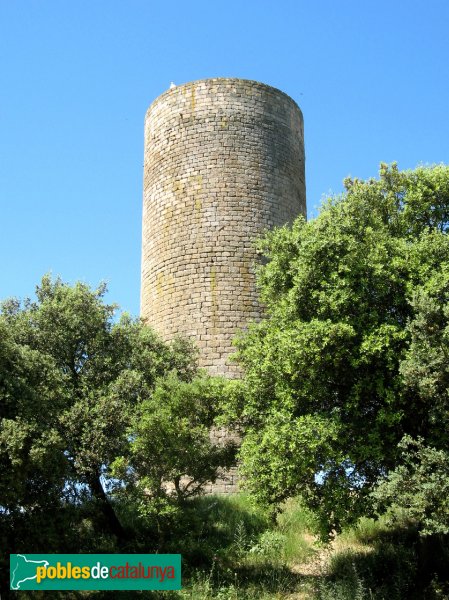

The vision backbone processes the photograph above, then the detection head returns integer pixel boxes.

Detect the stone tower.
[141,78,306,376]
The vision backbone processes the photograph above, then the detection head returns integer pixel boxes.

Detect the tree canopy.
[227,163,449,531]
[0,276,234,584]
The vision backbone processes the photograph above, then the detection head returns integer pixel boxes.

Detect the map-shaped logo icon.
[10,554,49,590]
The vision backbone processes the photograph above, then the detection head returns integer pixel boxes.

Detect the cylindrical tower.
[141,78,306,376]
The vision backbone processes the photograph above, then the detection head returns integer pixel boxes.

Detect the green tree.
[373,436,449,537]
[111,373,237,535]
[0,316,69,560]
[400,287,449,448]
[372,260,449,536]
[227,163,449,532]
[0,275,197,550]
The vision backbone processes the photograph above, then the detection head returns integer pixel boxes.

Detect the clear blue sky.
[1,1,448,316]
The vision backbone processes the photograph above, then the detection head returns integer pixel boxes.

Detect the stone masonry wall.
[141,78,306,378]
[141,78,306,494]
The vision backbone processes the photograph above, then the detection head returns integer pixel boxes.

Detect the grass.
[171,495,449,600]
[14,496,449,600]
[315,513,449,600]
[170,494,319,599]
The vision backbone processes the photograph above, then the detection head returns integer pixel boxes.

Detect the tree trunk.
[89,473,127,543]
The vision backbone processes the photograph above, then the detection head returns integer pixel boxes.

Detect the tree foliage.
[228,163,449,531]
[373,436,449,537]
[0,275,232,572]
[111,373,236,529]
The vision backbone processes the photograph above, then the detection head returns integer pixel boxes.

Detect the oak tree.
[229,163,449,531]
